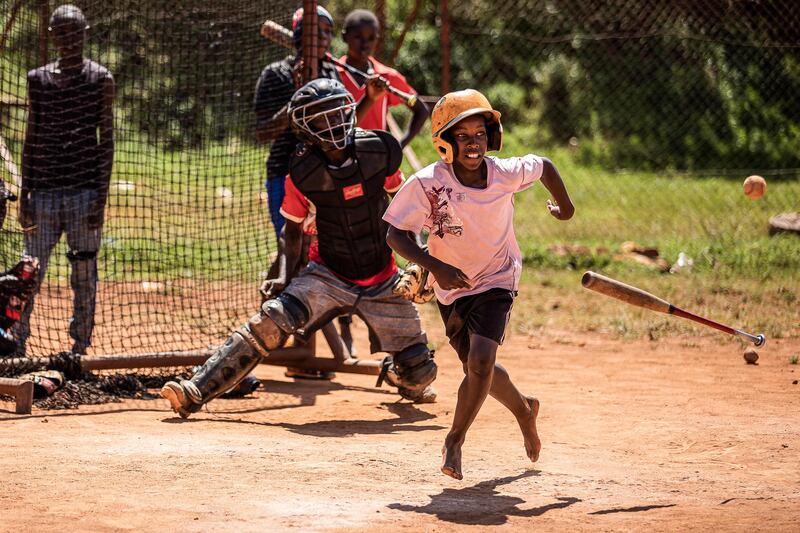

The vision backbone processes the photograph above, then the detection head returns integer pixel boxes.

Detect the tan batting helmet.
[431,89,502,164]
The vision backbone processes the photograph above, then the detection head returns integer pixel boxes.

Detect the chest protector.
[290,129,402,281]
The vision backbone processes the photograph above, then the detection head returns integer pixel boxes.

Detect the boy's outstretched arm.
[540,158,575,220]
[386,226,470,290]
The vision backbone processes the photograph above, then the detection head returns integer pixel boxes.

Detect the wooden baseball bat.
[326,54,418,107]
[581,271,766,347]
[259,19,417,106]
[260,20,294,49]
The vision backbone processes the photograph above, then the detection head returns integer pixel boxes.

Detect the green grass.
[2,112,797,327]
[402,118,800,281]
[401,120,799,343]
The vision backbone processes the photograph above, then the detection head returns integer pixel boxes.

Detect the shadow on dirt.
[588,504,676,515]
[199,400,444,437]
[277,402,444,437]
[388,470,581,525]
[2,376,398,421]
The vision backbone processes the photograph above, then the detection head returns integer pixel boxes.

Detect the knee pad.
[242,294,308,356]
[262,293,308,335]
[378,343,437,392]
[66,250,98,263]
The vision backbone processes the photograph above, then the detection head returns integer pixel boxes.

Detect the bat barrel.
[581,271,672,313]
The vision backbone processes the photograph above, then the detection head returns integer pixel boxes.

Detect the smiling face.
[450,114,490,173]
[344,22,378,64]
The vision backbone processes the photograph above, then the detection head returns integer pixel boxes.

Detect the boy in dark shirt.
[15,4,114,355]
[253,6,340,240]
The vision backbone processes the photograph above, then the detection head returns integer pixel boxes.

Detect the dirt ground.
[1,318,799,532]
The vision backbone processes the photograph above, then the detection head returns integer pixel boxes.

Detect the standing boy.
[338,9,428,145]
[383,89,575,479]
[16,4,114,356]
[161,79,437,418]
[254,6,340,240]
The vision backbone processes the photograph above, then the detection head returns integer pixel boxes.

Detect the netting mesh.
[2,1,299,359]
[1,0,798,375]
[391,0,800,172]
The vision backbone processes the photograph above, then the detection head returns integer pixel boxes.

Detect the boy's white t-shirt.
[383,155,543,305]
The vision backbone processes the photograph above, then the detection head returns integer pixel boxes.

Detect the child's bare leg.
[442,334,498,480]
[488,363,541,462]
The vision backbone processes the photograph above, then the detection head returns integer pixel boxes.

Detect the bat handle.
[325,54,417,107]
[387,85,417,107]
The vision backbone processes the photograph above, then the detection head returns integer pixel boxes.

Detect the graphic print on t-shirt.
[424,185,463,238]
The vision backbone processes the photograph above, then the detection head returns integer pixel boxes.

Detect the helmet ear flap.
[432,136,455,164]
[487,120,503,152]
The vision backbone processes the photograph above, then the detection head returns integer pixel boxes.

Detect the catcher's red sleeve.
[279,175,309,223]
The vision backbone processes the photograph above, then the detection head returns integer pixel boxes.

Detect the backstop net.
[2,0,798,363]
[1,0,299,357]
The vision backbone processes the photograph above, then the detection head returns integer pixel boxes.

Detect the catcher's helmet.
[431,89,502,164]
[289,79,357,151]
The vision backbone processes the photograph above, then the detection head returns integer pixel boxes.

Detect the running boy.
[383,89,574,479]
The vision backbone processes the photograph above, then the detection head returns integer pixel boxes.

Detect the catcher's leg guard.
[377,343,438,403]
[161,294,308,418]
[161,331,258,418]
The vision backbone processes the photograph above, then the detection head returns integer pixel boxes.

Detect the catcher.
[161,79,437,418]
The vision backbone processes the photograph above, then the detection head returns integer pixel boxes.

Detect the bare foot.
[441,444,463,480]
[519,397,541,462]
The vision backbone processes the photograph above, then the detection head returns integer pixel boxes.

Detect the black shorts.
[437,288,515,362]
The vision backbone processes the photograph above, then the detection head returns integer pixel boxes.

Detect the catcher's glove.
[393,262,435,304]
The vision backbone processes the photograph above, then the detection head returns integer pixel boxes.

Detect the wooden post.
[80,351,212,371]
[375,0,386,60]
[0,0,25,51]
[0,378,34,414]
[38,0,49,66]
[260,355,382,376]
[440,0,450,94]
[387,0,423,67]
[301,0,319,82]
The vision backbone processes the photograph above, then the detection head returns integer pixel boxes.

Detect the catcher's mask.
[431,89,502,164]
[289,79,357,151]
